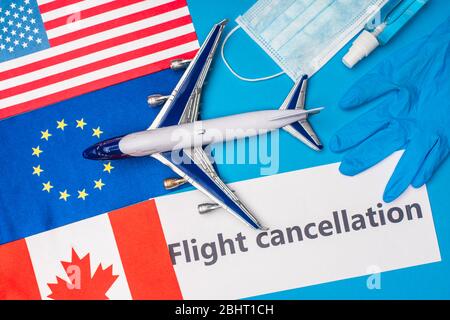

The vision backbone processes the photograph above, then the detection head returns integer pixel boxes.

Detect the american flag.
[0,0,199,119]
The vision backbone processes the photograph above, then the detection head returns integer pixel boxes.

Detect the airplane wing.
[149,20,265,229]
[152,150,265,229]
[149,20,227,129]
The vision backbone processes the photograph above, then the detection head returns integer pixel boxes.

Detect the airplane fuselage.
[83,109,310,160]
[81,19,323,231]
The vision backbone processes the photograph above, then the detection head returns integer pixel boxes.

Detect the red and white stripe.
[0,0,199,119]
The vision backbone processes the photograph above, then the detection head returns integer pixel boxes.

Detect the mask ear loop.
[221,25,285,82]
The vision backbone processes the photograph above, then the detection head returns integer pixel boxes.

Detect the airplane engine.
[170,59,192,70]
[163,178,187,190]
[147,94,169,107]
[198,203,220,214]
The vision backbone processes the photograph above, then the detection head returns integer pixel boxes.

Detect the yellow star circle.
[77,189,89,200]
[76,118,87,130]
[94,179,106,190]
[103,162,114,174]
[59,190,70,202]
[92,127,103,138]
[32,165,44,176]
[32,146,43,157]
[33,118,113,202]
[56,119,68,131]
[41,129,52,141]
[42,181,54,193]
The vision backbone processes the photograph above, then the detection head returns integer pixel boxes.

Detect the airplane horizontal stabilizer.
[280,75,323,151]
[283,115,323,151]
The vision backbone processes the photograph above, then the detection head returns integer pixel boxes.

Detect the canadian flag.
[0,200,181,300]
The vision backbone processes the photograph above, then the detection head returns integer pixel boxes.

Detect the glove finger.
[339,73,396,110]
[330,104,390,153]
[339,123,407,176]
[383,135,438,203]
[412,138,449,188]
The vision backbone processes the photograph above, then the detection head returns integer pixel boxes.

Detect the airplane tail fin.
[279,75,323,151]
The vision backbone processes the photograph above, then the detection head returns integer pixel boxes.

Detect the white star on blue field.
[0,0,49,62]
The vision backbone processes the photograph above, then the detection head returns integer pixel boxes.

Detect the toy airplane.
[83,20,323,230]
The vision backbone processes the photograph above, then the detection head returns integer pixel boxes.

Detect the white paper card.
[155,153,441,299]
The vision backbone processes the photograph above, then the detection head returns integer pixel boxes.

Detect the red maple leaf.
[47,248,118,300]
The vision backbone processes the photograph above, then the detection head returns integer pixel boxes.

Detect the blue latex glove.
[330,16,450,202]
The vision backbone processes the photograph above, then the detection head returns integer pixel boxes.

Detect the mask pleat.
[247,0,295,34]
[260,0,314,42]
[234,0,387,80]
[271,0,334,51]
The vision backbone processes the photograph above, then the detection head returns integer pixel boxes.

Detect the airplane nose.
[83,136,129,160]
[83,144,102,160]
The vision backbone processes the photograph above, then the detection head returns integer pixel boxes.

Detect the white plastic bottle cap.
[343,30,380,68]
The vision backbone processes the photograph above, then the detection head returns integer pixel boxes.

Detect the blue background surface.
[185,0,450,299]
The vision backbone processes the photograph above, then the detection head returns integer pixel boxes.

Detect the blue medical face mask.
[221,0,387,82]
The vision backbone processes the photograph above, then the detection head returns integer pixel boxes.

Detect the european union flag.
[0,69,184,244]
